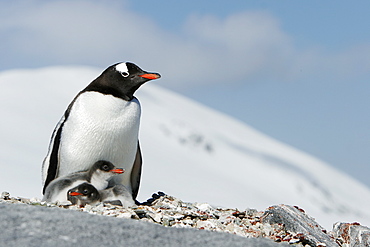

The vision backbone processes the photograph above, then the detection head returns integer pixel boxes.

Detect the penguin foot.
[139,191,167,206]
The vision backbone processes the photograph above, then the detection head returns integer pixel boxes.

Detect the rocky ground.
[1,191,369,247]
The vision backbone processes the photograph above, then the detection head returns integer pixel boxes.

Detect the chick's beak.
[70,192,83,196]
[111,168,125,174]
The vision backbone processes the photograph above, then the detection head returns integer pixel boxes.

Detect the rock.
[194,202,212,212]
[3,191,370,246]
[1,191,10,200]
[0,202,287,247]
[261,204,337,247]
[333,222,370,247]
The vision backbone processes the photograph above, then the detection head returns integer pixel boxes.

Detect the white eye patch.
[115,63,129,77]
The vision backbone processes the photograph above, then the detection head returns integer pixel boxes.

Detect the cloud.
[181,12,296,83]
[0,0,369,89]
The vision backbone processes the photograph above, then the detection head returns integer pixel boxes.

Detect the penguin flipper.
[130,142,142,200]
[42,103,74,194]
[42,123,64,194]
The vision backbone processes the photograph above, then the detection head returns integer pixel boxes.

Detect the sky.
[0,0,369,188]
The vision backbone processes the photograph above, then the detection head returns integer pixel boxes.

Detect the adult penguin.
[42,62,161,200]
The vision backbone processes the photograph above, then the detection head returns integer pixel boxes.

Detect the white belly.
[57,92,141,191]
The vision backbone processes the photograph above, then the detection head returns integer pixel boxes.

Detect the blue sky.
[1,0,369,187]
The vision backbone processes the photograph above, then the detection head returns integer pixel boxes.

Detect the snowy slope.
[0,66,369,229]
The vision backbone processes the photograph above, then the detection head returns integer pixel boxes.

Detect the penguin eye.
[121,72,129,77]
[83,189,89,195]
[102,164,110,171]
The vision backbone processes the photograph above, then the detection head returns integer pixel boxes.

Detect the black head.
[83,62,161,101]
[90,160,124,174]
[93,160,115,172]
[68,182,100,206]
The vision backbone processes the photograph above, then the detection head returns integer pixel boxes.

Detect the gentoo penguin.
[68,183,100,206]
[100,184,135,208]
[42,62,160,200]
[42,160,124,203]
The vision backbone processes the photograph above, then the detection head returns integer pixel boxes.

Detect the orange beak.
[70,192,83,196]
[111,168,125,174]
[139,73,161,80]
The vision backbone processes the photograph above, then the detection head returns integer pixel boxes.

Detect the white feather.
[115,63,129,74]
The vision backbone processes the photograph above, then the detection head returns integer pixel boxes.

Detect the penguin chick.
[89,160,125,190]
[42,160,124,203]
[67,183,100,206]
[100,184,135,208]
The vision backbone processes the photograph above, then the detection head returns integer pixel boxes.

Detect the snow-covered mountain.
[1,66,369,229]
